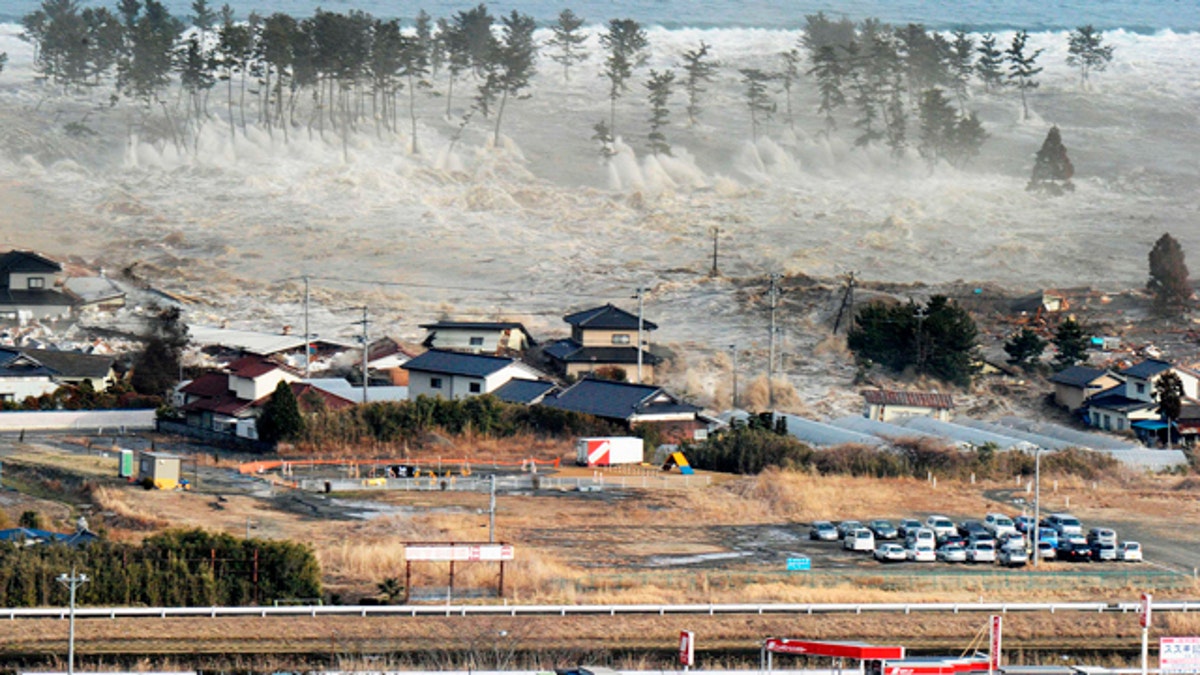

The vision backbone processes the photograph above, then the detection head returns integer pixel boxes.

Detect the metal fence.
[297,473,711,492]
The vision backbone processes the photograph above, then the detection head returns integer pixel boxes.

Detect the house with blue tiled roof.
[544,303,661,383]
[542,377,705,441]
[401,349,544,401]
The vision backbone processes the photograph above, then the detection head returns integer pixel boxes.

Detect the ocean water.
[0,0,1198,31]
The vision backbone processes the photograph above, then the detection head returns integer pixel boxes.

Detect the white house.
[0,250,76,321]
[0,350,58,402]
[402,350,538,401]
[862,389,955,422]
[1119,359,1200,402]
[419,321,535,355]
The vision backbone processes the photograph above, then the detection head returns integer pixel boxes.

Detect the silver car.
[1091,541,1118,562]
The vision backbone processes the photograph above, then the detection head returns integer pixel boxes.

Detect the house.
[365,337,416,385]
[491,379,557,405]
[19,349,116,391]
[861,389,955,422]
[401,349,540,401]
[0,250,76,320]
[1050,365,1122,412]
[1083,359,1200,435]
[0,527,98,547]
[1119,359,1200,402]
[419,321,535,355]
[1084,389,1157,433]
[544,304,661,383]
[178,356,302,437]
[541,378,705,441]
[301,377,408,404]
[0,349,59,402]
[64,275,127,312]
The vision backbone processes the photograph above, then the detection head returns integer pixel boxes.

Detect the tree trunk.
[493,87,508,148]
[408,74,420,154]
[226,68,235,145]
[446,74,455,119]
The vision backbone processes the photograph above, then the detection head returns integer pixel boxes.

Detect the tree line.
[19,2,1115,168]
[0,528,321,607]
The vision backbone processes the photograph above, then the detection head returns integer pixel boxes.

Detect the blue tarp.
[1131,420,1170,430]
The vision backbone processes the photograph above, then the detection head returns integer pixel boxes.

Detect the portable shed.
[138,452,182,489]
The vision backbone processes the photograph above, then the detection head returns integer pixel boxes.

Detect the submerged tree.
[1027,125,1075,194]
[131,305,189,397]
[948,30,975,110]
[1004,328,1047,371]
[477,10,537,147]
[800,11,855,60]
[1148,233,1192,316]
[546,9,588,82]
[808,45,845,135]
[1052,318,1089,370]
[1066,25,1114,88]
[779,48,802,132]
[975,33,1004,92]
[739,68,775,143]
[847,295,980,387]
[644,68,675,155]
[679,41,717,127]
[917,88,986,169]
[1005,30,1043,120]
[599,18,649,137]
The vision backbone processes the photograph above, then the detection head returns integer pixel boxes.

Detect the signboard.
[1141,593,1153,629]
[989,615,1003,673]
[404,544,515,562]
[679,630,695,667]
[786,557,812,571]
[1161,637,1200,673]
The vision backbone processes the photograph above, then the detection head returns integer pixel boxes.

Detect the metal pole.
[768,273,779,408]
[730,345,739,409]
[1033,447,1041,567]
[489,474,496,544]
[1141,625,1148,675]
[636,287,645,384]
[57,567,88,675]
[303,275,310,378]
[710,227,719,277]
[360,306,369,404]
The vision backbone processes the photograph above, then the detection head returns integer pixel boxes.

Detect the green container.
[119,449,134,478]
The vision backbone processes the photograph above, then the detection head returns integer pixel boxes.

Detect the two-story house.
[1084,359,1200,433]
[402,350,542,401]
[1050,365,1122,412]
[419,321,535,355]
[0,250,76,320]
[544,304,661,383]
[178,356,303,436]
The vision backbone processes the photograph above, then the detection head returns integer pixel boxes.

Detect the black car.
[1058,540,1092,562]
[940,534,966,548]
[958,520,987,538]
[869,520,899,540]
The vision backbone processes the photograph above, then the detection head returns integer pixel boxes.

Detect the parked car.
[998,531,1026,549]
[937,542,967,563]
[1036,526,1059,548]
[837,520,864,540]
[1036,540,1057,561]
[1014,515,1035,533]
[875,543,907,563]
[907,544,937,563]
[869,520,899,540]
[958,520,988,538]
[940,534,966,548]
[898,518,923,539]
[1119,541,1143,562]
[925,515,957,541]
[810,521,839,541]
[998,544,1028,567]
[984,513,1018,537]
[1087,527,1117,546]
[1091,541,1118,562]
[967,530,995,545]
[966,541,996,563]
[904,527,937,549]
[1058,537,1092,562]
[844,528,875,551]
[1046,513,1084,537]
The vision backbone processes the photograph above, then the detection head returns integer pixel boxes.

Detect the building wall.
[1056,374,1122,411]
[230,369,298,401]
[0,376,58,403]
[566,361,654,384]
[575,328,644,348]
[1128,370,1200,402]
[408,364,537,401]
[865,402,951,423]
[8,272,57,290]
[427,328,529,354]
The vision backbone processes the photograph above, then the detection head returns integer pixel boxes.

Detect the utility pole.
[832,271,856,335]
[488,474,497,543]
[1033,447,1041,567]
[768,274,780,408]
[57,567,88,675]
[914,305,928,374]
[635,287,647,384]
[709,226,720,277]
[303,275,311,378]
[730,344,739,409]
[351,306,369,404]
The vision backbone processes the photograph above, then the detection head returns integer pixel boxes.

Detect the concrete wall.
[0,409,156,430]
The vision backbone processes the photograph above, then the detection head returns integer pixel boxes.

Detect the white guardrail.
[1,600,1197,620]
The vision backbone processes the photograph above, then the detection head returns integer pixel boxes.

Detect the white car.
[1035,541,1057,561]
[925,515,957,541]
[998,544,1028,567]
[844,528,875,552]
[907,544,936,563]
[966,540,996,563]
[1119,541,1143,562]
[984,513,1018,538]
[937,543,967,563]
[1046,512,1084,537]
[875,543,907,563]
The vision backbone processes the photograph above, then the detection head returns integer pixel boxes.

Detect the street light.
[57,567,89,675]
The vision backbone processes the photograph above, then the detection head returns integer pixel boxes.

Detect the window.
[27,277,44,289]
[469,382,482,393]
[1117,418,1125,431]
[611,334,631,345]
[1136,383,1145,394]
[469,336,484,346]
[430,377,443,389]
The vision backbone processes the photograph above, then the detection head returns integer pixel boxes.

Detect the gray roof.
[0,289,75,307]
[996,417,1143,451]
[1086,391,1156,414]
[0,250,61,277]
[773,413,885,448]
[302,378,408,403]
[1050,365,1111,387]
[830,415,955,445]
[954,418,1077,450]
[402,349,517,377]
[420,320,532,334]
[563,303,657,331]
[899,417,1036,451]
[1121,359,1173,380]
[20,349,114,379]
[544,339,662,366]
[543,378,698,421]
[491,379,557,404]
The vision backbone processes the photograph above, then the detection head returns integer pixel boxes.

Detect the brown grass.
[87,485,171,530]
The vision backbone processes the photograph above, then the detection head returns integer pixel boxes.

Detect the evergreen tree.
[849,41,883,148]
[679,41,717,127]
[975,33,1004,92]
[800,11,855,60]
[917,87,956,166]
[257,380,305,444]
[779,48,802,132]
[644,68,675,155]
[1154,371,1184,431]
[949,29,975,110]
[477,10,537,147]
[0,52,6,76]
[591,119,616,159]
[546,9,587,82]
[1005,30,1042,121]
[1027,125,1075,194]
[1004,328,1047,370]
[117,0,184,104]
[1148,233,1192,316]
[189,0,215,37]
[808,45,845,135]
[847,295,979,387]
[947,111,987,168]
[217,14,251,140]
[131,306,189,397]
[1066,25,1114,88]
[398,25,432,154]
[884,75,907,158]
[81,7,123,86]
[739,68,775,143]
[599,18,648,137]
[896,24,951,98]
[1052,318,1089,370]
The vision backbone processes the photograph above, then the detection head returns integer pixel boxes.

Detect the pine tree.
[398,25,431,154]
[1066,25,1114,88]
[0,52,6,76]
[808,45,845,135]
[644,69,675,155]
[1154,371,1184,430]
[478,10,537,147]
[131,306,189,397]
[948,111,987,168]
[975,33,1004,92]
[592,119,616,159]
[800,11,855,60]
[257,380,305,444]
[1004,328,1047,370]
[546,9,588,82]
[779,48,801,132]
[849,41,883,148]
[679,41,717,127]
[884,75,907,158]
[740,68,775,142]
[917,87,956,166]
[949,29,975,110]
[847,295,979,387]
[1148,233,1192,316]
[190,0,215,37]
[1005,30,1043,121]
[1052,318,1089,370]
[600,18,648,138]
[1027,125,1075,194]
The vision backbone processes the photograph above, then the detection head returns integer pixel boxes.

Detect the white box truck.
[576,437,644,466]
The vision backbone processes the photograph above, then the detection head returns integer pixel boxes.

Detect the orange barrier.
[238,456,561,475]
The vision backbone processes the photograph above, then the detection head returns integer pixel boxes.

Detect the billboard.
[404,544,515,561]
[679,630,695,667]
[1161,637,1200,673]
